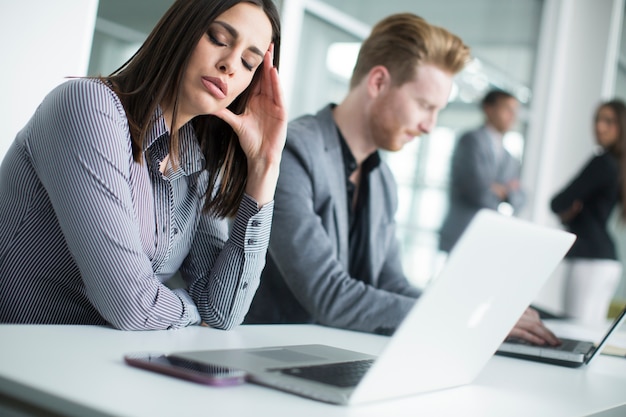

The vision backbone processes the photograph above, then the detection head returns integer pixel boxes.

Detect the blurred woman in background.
[551,99,626,325]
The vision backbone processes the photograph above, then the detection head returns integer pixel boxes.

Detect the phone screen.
[124,353,246,386]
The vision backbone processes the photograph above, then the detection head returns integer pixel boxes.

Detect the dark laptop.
[496,306,626,367]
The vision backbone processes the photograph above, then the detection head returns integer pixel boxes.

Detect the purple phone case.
[124,353,246,386]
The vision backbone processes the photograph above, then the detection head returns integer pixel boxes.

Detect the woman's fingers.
[213,107,241,134]
[212,43,286,161]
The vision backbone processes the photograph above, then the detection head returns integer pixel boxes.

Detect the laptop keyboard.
[507,337,591,352]
[551,338,586,351]
[277,359,375,388]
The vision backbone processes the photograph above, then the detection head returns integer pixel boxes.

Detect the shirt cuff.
[230,194,274,253]
[172,288,201,326]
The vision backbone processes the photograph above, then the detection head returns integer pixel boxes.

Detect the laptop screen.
[586,306,626,364]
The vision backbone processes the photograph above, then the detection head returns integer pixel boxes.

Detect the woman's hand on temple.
[214,43,287,206]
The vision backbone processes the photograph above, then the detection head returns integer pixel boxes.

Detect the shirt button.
[242,282,248,290]
[251,220,260,227]
[173,228,179,234]
[247,239,256,245]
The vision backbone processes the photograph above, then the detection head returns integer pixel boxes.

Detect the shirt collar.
[144,105,169,151]
[484,124,504,142]
[144,106,205,176]
[337,126,381,178]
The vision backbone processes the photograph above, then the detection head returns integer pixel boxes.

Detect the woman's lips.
[202,76,227,99]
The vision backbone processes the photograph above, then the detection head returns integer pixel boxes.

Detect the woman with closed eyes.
[0,0,285,330]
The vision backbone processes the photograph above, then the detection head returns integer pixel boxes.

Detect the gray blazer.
[245,105,421,334]
[439,126,525,252]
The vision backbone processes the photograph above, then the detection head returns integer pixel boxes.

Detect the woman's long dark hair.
[105,0,281,218]
[597,99,626,220]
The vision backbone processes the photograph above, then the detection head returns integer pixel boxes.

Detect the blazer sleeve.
[502,153,526,211]
[268,135,417,334]
[376,232,423,299]
[450,132,501,209]
[371,167,423,299]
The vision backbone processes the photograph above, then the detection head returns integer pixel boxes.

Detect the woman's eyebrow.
[214,21,265,58]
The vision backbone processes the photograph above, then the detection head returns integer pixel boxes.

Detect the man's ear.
[366,66,391,97]
[483,104,495,121]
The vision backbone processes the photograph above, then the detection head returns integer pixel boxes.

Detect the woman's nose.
[217,55,236,76]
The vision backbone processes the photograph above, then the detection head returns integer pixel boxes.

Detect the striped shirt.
[0,78,273,330]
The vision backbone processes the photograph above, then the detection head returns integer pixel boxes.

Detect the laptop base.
[494,350,585,368]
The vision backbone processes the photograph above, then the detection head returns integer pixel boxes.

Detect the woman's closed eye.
[209,31,257,72]
[241,59,253,71]
[209,31,228,47]
[241,52,262,72]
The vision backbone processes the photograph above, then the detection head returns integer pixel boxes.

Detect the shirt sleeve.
[26,80,196,330]
[171,288,201,325]
[180,194,273,330]
[551,155,612,214]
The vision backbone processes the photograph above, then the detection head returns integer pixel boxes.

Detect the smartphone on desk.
[124,353,246,386]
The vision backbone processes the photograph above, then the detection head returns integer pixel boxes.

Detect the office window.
[88,1,170,76]
[287,12,363,120]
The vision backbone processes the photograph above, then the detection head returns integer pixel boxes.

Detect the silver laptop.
[497,305,626,367]
[172,209,576,405]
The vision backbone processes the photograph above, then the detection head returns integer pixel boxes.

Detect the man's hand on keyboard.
[507,307,561,346]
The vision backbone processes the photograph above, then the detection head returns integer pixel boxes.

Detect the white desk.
[0,324,625,417]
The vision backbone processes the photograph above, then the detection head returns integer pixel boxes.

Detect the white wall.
[523,0,625,313]
[0,0,99,162]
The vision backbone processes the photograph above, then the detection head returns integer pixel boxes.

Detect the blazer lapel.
[365,171,386,285]
[317,106,350,268]
[477,126,498,177]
